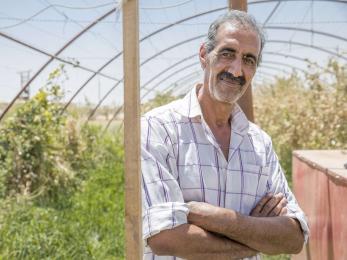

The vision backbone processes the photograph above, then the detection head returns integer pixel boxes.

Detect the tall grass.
[0,69,125,259]
[0,134,124,259]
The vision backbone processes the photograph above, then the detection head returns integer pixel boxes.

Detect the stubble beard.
[208,73,244,105]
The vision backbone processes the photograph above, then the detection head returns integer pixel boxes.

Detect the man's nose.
[227,58,242,78]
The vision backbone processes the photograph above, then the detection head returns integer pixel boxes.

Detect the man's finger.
[260,193,284,216]
[250,193,273,216]
[268,197,288,217]
[279,206,288,216]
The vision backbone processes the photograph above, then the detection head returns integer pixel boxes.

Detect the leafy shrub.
[0,66,124,258]
[0,67,98,203]
[254,59,347,180]
[141,90,179,114]
[0,70,74,200]
[0,132,125,259]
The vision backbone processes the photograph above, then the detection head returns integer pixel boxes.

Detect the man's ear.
[199,43,208,69]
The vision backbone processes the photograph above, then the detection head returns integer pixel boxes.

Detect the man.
[141,10,309,260]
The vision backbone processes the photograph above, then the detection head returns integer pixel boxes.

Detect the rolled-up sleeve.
[265,137,310,243]
[141,115,189,242]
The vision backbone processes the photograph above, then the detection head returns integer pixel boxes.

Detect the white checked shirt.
[141,85,309,260]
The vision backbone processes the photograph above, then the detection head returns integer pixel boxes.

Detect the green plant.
[0,131,124,259]
[0,66,97,205]
[254,59,347,181]
[0,69,75,200]
[141,90,179,114]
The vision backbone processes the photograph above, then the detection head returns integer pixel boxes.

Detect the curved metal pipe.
[141,61,201,100]
[163,71,202,95]
[89,36,343,120]
[168,62,297,97]
[104,42,342,133]
[65,5,346,114]
[266,26,347,43]
[0,32,118,81]
[103,66,280,133]
[263,51,326,70]
[142,54,315,99]
[64,36,203,114]
[269,40,347,61]
[3,1,346,122]
[103,0,347,131]
[86,79,123,121]
[62,52,122,112]
[141,58,300,100]
[250,0,347,5]
[90,3,347,123]
[260,60,306,73]
[0,7,118,122]
[165,51,324,94]
[259,64,292,73]
[141,53,198,90]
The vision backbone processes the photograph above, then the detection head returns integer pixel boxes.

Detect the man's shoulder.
[142,99,181,122]
[247,121,272,146]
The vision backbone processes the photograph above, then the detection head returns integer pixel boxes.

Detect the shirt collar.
[173,84,203,118]
[174,84,250,135]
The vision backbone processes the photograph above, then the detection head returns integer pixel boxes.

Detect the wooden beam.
[228,0,254,122]
[228,0,248,11]
[122,0,142,259]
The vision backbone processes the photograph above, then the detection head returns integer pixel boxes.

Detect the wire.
[39,0,119,51]
[0,31,120,81]
[140,0,192,10]
[289,3,311,42]
[0,1,118,30]
[45,2,117,10]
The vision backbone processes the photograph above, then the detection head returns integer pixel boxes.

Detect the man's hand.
[250,193,288,217]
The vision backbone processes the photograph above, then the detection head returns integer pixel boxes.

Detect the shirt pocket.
[242,164,270,198]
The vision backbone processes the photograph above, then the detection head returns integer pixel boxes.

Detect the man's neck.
[197,84,234,129]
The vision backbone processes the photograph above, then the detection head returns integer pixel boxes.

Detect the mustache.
[219,71,246,86]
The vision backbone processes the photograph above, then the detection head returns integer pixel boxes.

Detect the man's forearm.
[188,205,304,255]
[148,223,257,259]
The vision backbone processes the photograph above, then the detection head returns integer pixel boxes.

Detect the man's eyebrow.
[218,47,236,53]
[244,53,258,62]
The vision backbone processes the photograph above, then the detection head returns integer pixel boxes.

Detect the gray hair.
[204,10,266,65]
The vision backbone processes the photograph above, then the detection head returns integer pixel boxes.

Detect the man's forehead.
[213,22,261,55]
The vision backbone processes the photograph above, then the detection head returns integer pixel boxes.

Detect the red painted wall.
[292,150,347,260]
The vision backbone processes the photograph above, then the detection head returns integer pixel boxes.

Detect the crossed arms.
[148,193,305,259]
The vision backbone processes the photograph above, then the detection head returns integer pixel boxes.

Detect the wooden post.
[228,0,247,11]
[122,0,142,259]
[228,0,255,122]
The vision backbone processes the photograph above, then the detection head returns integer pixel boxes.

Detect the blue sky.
[0,0,346,107]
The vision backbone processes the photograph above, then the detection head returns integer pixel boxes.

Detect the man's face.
[200,23,260,104]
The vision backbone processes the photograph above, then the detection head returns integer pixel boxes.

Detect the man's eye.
[221,52,233,58]
[243,56,255,65]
